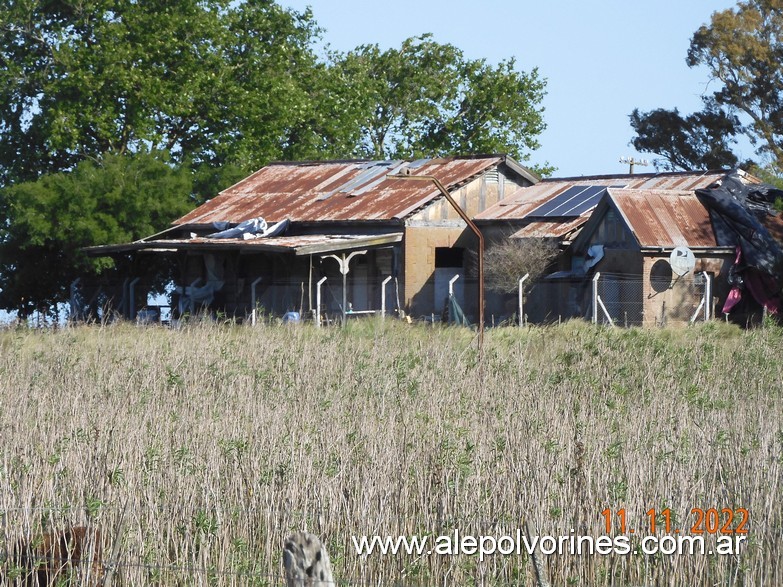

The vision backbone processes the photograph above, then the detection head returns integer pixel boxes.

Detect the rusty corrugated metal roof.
[475,180,622,221]
[609,189,719,248]
[175,157,507,226]
[510,218,588,239]
[605,196,783,250]
[474,169,750,222]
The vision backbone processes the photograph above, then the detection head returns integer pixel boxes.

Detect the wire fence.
[137,277,476,327]
[518,272,713,327]
[592,271,712,327]
[71,271,716,330]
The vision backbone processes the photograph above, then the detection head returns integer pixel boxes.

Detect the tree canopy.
[0,152,193,317]
[336,35,549,169]
[0,0,329,186]
[0,1,550,316]
[630,0,783,172]
[629,105,742,171]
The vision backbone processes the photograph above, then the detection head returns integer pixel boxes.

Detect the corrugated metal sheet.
[475,169,744,222]
[175,157,504,226]
[84,233,403,256]
[610,189,718,248]
[510,218,587,239]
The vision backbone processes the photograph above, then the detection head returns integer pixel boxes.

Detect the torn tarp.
[697,173,783,313]
[207,218,290,240]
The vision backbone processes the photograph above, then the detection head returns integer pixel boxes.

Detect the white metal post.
[381,275,392,320]
[250,277,263,326]
[448,274,459,296]
[518,273,529,327]
[592,272,601,325]
[324,250,367,326]
[316,276,327,327]
[120,277,130,318]
[704,271,711,321]
[447,274,460,324]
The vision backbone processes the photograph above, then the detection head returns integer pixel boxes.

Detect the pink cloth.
[745,271,782,314]
[723,287,742,314]
[722,245,782,314]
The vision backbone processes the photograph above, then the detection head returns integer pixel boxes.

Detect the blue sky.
[283,0,745,177]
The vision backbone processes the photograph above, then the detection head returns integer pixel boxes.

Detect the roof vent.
[485,169,499,184]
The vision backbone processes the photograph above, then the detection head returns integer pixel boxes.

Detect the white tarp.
[207,218,290,240]
[584,244,604,271]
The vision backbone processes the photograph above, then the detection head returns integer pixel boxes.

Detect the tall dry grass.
[0,319,781,586]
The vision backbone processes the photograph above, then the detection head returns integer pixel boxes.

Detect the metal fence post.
[592,272,600,325]
[381,275,392,320]
[448,274,459,297]
[70,278,81,320]
[250,277,262,326]
[315,276,327,327]
[324,250,366,326]
[518,273,529,327]
[188,278,201,316]
[704,271,711,321]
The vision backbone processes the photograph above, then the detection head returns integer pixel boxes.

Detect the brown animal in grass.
[7,526,104,587]
[282,532,334,587]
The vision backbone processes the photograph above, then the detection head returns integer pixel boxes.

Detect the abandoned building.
[475,168,783,325]
[84,155,538,323]
[84,158,783,327]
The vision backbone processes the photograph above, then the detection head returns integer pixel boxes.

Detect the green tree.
[335,35,550,170]
[0,152,193,318]
[0,0,325,186]
[630,0,783,172]
[0,0,338,315]
[276,59,371,162]
[629,105,742,171]
[336,35,464,158]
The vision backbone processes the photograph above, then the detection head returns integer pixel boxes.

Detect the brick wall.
[403,226,471,317]
[640,254,731,326]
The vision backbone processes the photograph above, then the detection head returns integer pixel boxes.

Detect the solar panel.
[526,185,609,218]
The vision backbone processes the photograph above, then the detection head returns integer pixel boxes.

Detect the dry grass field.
[0,319,781,586]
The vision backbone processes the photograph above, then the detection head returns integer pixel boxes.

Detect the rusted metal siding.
[406,166,525,225]
[610,190,718,248]
[175,157,505,226]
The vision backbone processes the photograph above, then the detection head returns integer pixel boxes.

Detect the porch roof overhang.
[84,232,403,257]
